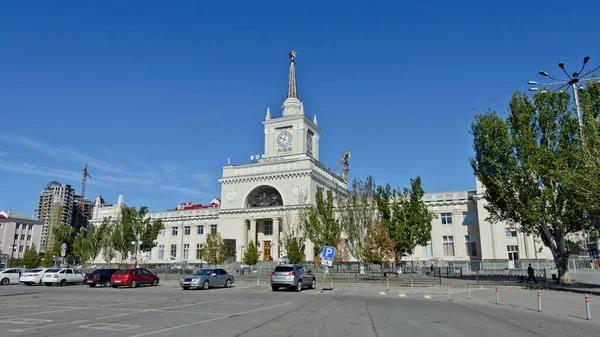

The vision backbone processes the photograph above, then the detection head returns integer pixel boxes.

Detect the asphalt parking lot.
[1,281,599,337]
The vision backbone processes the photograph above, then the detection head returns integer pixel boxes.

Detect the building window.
[264,220,273,236]
[196,244,203,260]
[28,224,33,230]
[172,227,178,236]
[184,226,191,235]
[462,212,474,225]
[158,245,165,260]
[443,236,454,256]
[505,228,517,237]
[197,225,204,235]
[422,241,433,257]
[14,234,18,240]
[441,213,453,225]
[160,227,166,236]
[20,234,25,240]
[25,246,30,251]
[210,224,217,233]
[465,235,477,256]
[183,244,189,260]
[27,235,31,241]
[19,245,24,252]
[170,244,177,259]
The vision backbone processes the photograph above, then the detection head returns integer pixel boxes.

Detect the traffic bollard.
[537,290,542,312]
[495,287,499,304]
[386,277,390,292]
[446,282,450,296]
[586,295,591,320]
[467,283,471,299]
[257,276,260,287]
[411,279,414,292]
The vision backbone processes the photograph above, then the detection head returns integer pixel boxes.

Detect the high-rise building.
[35,181,91,254]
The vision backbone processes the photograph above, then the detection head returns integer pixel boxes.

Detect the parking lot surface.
[1,281,599,337]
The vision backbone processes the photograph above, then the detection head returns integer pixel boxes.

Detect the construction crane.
[333,150,351,184]
[81,164,92,210]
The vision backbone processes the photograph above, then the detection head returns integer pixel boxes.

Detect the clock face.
[307,134,313,153]
[276,130,293,148]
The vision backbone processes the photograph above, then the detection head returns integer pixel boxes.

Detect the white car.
[0,268,22,285]
[20,268,52,286]
[42,268,85,286]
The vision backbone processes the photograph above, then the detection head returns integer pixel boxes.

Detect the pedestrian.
[430,264,434,276]
[526,263,538,284]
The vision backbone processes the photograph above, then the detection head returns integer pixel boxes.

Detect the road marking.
[9,319,90,333]
[424,295,432,299]
[0,318,53,325]
[129,302,293,337]
[99,297,169,307]
[81,323,140,331]
[1,307,82,319]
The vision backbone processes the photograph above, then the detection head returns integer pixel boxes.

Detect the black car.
[84,268,118,287]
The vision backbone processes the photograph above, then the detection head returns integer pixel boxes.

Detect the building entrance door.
[507,245,519,269]
[263,241,271,261]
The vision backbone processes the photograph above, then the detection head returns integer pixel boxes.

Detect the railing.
[475,268,548,287]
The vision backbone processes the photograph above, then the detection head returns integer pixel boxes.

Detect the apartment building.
[0,210,43,260]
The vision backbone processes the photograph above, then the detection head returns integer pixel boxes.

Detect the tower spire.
[282,50,304,116]
[287,50,298,99]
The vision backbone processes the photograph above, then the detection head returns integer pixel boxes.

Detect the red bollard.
[467,283,471,299]
[537,290,541,312]
[495,287,499,304]
[585,294,591,320]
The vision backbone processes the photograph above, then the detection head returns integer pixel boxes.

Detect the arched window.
[246,186,283,208]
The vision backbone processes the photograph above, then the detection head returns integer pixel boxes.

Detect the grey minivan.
[270,264,316,291]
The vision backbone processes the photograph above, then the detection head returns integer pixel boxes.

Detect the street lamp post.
[528,55,600,132]
[131,233,142,268]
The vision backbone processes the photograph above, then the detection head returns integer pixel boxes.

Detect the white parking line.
[2,307,84,319]
[99,297,169,307]
[9,319,90,333]
[129,302,293,337]
[0,318,53,325]
[81,323,140,331]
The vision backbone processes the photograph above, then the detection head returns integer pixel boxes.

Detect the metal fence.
[475,268,548,287]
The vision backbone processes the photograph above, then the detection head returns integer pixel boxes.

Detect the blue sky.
[1,0,599,216]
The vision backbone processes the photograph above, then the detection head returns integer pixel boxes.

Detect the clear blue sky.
[2,0,599,216]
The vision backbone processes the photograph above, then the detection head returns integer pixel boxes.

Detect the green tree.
[285,237,305,264]
[337,176,378,266]
[470,89,591,283]
[21,244,42,269]
[73,219,109,265]
[40,255,54,267]
[243,240,259,266]
[6,257,19,268]
[362,219,394,266]
[375,177,434,261]
[204,232,228,266]
[50,224,74,258]
[304,187,340,257]
[333,232,350,265]
[113,206,163,258]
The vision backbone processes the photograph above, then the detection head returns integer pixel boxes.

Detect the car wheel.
[225,279,231,288]
[112,285,118,288]
[182,286,190,290]
[272,286,278,291]
[59,279,66,286]
[130,280,137,288]
[103,280,111,287]
[1,278,9,285]
[202,280,209,290]
[296,280,302,292]
[311,278,316,289]
[89,284,96,288]
[151,279,158,286]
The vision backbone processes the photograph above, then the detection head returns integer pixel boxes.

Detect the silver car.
[180,268,234,290]
[270,264,316,292]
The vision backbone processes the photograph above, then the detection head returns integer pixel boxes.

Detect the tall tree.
[470,89,591,283]
[362,219,394,266]
[73,219,109,265]
[286,237,305,264]
[337,176,378,266]
[204,232,228,266]
[375,177,434,261]
[111,206,163,259]
[50,224,74,257]
[21,244,41,269]
[102,217,118,265]
[243,240,259,266]
[280,200,308,263]
[304,187,340,257]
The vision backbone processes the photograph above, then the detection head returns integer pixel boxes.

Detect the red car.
[110,268,159,288]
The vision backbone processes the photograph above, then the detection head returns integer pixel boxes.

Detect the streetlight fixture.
[131,233,142,268]
[528,55,600,130]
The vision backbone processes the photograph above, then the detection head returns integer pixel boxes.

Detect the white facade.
[0,210,43,260]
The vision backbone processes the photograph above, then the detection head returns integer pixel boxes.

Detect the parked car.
[42,268,85,286]
[84,268,118,287]
[180,268,234,290]
[270,264,316,292]
[111,268,159,288]
[20,268,53,285]
[0,268,22,285]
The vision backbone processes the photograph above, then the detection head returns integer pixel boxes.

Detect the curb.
[546,286,600,296]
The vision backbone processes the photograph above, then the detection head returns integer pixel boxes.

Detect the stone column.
[272,217,280,261]
[250,219,257,246]
[243,219,248,246]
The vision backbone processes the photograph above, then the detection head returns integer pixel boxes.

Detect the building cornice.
[219,170,311,185]
[218,204,308,215]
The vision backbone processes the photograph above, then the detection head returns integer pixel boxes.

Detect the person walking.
[527,263,538,284]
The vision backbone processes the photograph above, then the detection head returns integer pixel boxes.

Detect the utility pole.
[180,215,184,273]
[131,233,142,268]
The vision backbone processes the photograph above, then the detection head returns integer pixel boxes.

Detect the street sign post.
[60,243,67,257]
[320,246,336,268]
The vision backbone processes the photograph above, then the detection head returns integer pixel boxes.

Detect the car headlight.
[192,278,200,283]
[180,278,185,282]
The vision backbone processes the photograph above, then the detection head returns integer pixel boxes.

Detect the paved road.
[0,281,598,337]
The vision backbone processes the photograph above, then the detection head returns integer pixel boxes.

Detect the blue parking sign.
[322,246,336,259]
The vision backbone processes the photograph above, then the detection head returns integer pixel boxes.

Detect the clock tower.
[263,51,321,160]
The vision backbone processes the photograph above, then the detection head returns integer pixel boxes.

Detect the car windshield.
[114,269,128,275]
[193,269,213,276]
[45,269,60,273]
[274,266,294,272]
[29,269,43,273]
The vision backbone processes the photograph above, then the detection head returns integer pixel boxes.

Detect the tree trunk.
[539,222,572,283]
